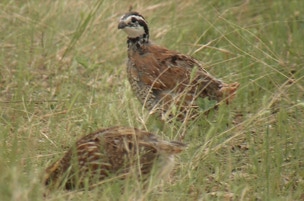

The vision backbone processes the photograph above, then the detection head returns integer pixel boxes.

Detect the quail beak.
[118,21,127,29]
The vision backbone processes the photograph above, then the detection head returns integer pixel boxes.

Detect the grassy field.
[1,0,304,200]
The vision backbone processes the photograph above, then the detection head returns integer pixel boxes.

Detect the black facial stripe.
[128,16,145,24]
[137,19,149,35]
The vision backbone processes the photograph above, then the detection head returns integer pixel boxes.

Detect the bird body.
[44,127,186,189]
[118,12,239,121]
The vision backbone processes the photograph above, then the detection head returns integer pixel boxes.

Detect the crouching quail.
[44,126,186,189]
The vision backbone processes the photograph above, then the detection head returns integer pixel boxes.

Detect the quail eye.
[131,17,136,23]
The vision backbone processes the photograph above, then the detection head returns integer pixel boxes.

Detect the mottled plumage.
[118,12,239,121]
[44,127,186,189]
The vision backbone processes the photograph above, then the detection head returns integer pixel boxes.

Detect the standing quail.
[118,12,239,121]
[44,126,186,189]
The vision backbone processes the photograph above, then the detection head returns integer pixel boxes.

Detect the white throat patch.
[122,26,145,38]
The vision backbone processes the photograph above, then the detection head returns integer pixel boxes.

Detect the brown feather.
[44,127,186,189]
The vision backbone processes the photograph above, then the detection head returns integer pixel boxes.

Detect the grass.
[1,0,304,200]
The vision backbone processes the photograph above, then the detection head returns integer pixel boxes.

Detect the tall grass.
[0,0,303,200]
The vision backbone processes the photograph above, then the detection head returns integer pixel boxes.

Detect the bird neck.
[127,34,149,49]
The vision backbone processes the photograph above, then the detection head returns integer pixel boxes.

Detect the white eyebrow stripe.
[123,15,145,23]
